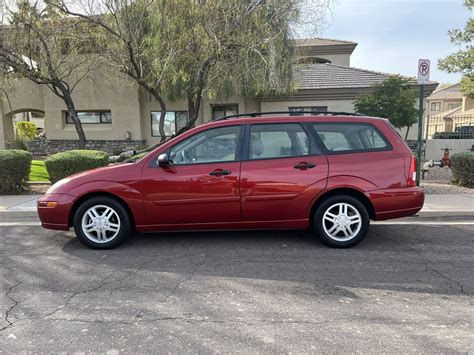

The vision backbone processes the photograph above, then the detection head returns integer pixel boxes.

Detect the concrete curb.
[0,210,39,222]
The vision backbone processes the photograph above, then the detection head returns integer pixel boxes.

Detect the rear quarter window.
[311,123,391,153]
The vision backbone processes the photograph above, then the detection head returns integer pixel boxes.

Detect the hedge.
[451,152,474,188]
[0,150,33,194]
[45,150,109,184]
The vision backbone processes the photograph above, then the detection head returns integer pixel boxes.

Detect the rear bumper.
[37,193,75,231]
[366,187,424,221]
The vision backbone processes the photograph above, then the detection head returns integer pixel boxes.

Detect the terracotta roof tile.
[292,64,436,90]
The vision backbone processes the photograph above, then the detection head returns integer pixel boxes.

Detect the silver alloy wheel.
[322,202,362,242]
[81,205,121,244]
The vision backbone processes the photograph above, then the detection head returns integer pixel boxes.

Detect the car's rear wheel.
[313,195,370,248]
[73,196,131,249]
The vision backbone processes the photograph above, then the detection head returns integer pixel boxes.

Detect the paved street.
[0,224,473,353]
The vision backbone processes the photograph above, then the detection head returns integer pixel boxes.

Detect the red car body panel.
[240,155,328,221]
[37,115,424,233]
[140,161,241,226]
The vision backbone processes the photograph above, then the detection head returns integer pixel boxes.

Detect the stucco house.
[0,37,438,153]
[425,83,473,139]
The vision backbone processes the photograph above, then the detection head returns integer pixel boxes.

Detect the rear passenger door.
[240,123,328,222]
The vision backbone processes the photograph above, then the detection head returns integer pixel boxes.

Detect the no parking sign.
[418,59,430,84]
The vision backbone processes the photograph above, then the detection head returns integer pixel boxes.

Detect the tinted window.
[151,111,188,138]
[65,111,111,124]
[249,123,310,160]
[169,126,241,165]
[212,105,238,120]
[312,123,389,153]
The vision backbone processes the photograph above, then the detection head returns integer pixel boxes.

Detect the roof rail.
[212,111,366,121]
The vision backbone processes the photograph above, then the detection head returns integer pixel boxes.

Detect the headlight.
[46,178,71,194]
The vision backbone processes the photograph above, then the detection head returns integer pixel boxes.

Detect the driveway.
[0,224,473,353]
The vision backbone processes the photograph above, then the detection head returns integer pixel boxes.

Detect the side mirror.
[157,153,170,167]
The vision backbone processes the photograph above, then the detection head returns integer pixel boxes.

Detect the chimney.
[462,96,474,112]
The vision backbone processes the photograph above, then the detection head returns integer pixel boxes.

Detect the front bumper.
[37,193,76,231]
[366,186,424,221]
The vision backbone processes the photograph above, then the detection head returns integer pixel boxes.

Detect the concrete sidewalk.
[0,193,473,223]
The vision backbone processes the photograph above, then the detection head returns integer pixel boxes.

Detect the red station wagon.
[37,112,424,249]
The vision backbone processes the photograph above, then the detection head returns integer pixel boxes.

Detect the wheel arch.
[69,191,136,229]
[309,187,376,223]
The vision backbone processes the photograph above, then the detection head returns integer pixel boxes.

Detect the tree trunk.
[404,125,411,141]
[154,94,167,143]
[62,90,86,149]
[177,58,216,136]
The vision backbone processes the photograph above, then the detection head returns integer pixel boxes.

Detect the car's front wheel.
[313,195,370,248]
[73,196,131,249]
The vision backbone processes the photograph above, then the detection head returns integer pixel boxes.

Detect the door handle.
[293,162,316,170]
[209,169,232,176]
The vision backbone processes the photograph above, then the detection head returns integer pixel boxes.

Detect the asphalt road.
[0,224,473,353]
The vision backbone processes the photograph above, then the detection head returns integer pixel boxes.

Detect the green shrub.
[0,150,33,194]
[8,135,30,151]
[16,121,37,140]
[451,152,474,188]
[45,150,109,183]
[126,151,148,162]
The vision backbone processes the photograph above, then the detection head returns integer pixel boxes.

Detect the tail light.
[408,155,416,187]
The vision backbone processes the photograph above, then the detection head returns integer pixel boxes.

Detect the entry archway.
[1,108,45,148]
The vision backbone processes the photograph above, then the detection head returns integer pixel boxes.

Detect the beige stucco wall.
[0,103,11,149]
[43,72,143,142]
[1,78,45,116]
[320,53,350,66]
[463,97,474,111]
[140,94,261,146]
[260,99,355,113]
[1,78,45,148]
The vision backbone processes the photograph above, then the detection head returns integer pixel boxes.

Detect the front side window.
[249,123,310,160]
[151,111,188,137]
[212,105,238,120]
[65,111,111,124]
[447,103,461,110]
[169,125,241,165]
[312,123,390,153]
[431,102,441,112]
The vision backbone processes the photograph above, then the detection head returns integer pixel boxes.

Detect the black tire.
[73,196,132,249]
[313,195,370,248]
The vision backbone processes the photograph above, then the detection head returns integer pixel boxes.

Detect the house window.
[289,106,328,116]
[65,111,112,124]
[447,103,461,110]
[212,105,238,120]
[431,102,441,112]
[151,111,188,137]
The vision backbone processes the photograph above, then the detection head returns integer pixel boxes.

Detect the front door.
[141,125,243,227]
[240,123,328,222]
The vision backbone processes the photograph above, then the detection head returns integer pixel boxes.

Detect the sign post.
[417,59,430,186]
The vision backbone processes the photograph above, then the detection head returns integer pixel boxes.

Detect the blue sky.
[321,0,470,85]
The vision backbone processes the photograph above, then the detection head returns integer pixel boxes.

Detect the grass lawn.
[29,160,50,182]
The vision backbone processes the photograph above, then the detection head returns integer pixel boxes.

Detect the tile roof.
[292,64,437,90]
[428,83,463,100]
[292,64,394,89]
[294,38,357,46]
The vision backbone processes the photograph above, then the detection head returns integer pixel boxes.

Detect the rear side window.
[249,123,310,160]
[312,123,390,153]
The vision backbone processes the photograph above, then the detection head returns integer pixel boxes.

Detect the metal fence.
[426,114,474,139]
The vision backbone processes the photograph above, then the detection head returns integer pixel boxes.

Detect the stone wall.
[28,139,147,156]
